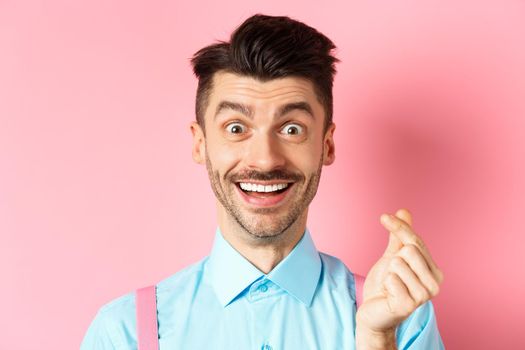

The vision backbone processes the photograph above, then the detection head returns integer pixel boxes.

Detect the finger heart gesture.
[356,209,444,343]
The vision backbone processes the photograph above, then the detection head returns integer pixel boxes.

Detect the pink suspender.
[136,286,159,350]
[354,273,365,308]
[135,273,365,350]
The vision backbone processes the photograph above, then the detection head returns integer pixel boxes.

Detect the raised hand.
[355,209,444,350]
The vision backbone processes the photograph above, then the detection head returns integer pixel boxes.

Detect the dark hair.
[190,13,340,134]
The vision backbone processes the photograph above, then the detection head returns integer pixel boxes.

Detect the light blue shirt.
[81,227,445,349]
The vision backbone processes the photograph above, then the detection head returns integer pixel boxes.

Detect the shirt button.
[259,284,268,292]
[261,345,272,350]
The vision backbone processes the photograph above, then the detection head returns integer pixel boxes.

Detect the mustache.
[229,169,303,182]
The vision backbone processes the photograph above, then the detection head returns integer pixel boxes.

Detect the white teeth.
[239,182,289,193]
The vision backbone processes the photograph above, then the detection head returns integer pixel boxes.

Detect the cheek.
[297,153,322,174]
[287,142,323,172]
[206,141,243,172]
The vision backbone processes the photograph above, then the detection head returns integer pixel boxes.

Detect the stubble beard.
[204,149,323,242]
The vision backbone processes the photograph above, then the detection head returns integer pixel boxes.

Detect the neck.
[217,203,308,274]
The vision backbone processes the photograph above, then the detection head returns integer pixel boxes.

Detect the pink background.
[1,1,524,349]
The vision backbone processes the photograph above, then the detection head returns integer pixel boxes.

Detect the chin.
[244,228,288,240]
[240,216,296,238]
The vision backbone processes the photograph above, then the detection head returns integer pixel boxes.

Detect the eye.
[225,122,247,134]
[280,123,304,136]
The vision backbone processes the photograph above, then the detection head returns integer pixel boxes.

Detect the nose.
[244,132,286,172]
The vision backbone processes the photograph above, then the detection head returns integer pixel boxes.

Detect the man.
[81,14,445,349]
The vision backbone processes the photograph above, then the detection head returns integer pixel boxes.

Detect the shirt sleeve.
[80,309,119,350]
[395,300,445,349]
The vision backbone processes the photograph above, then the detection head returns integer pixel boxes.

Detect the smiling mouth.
[236,182,293,196]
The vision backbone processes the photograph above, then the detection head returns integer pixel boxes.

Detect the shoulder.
[81,257,208,349]
[80,291,136,349]
[319,251,359,278]
[156,257,207,294]
[318,251,361,291]
[104,256,207,317]
[154,257,208,312]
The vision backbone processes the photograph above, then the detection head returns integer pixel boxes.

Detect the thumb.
[381,214,403,256]
[383,208,414,256]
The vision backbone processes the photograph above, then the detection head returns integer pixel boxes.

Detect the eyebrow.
[214,100,315,121]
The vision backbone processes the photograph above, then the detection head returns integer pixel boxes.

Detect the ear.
[322,122,336,166]
[190,121,206,165]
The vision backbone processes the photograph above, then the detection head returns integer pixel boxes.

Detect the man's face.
[191,71,335,240]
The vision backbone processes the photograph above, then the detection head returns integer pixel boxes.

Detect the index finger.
[381,214,444,284]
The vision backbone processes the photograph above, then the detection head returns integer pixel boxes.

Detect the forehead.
[207,71,321,113]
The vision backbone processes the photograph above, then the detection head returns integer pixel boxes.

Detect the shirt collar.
[207,226,322,308]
